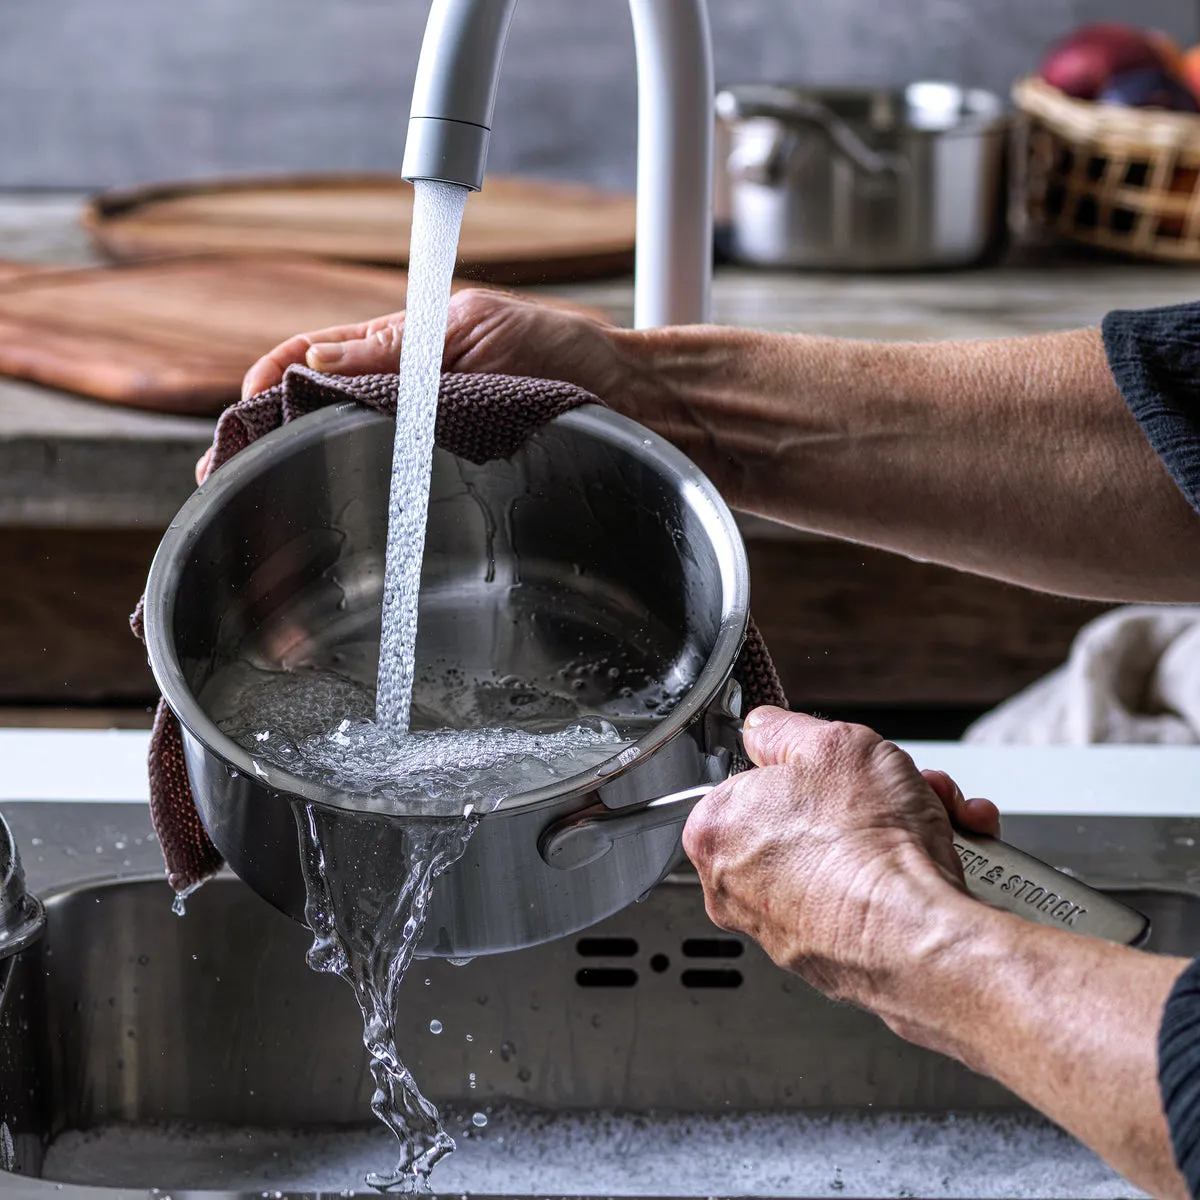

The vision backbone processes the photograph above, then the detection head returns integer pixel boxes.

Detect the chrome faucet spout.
[401,0,713,329]
[401,0,517,193]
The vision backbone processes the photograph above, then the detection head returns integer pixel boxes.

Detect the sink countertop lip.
[3,726,1200,818]
[7,191,1200,530]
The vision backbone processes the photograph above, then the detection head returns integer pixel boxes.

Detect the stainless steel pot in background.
[716,82,1010,270]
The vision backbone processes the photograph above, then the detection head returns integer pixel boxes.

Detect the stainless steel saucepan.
[144,403,751,958]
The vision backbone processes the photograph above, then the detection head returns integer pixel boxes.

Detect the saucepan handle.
[539,784,713,872]
[950,829,1149,946]
[539,785,1149,947]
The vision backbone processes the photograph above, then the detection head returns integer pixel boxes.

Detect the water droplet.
[500,1041,516,1062]
[429,1020,443,1035]
[472,1112,488,1127]
[517,1066,532,1083]
[465,1033,473,1043]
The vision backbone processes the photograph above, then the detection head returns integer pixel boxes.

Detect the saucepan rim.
[143,402,751,816]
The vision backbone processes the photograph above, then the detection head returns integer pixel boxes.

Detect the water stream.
[376,179,469,737]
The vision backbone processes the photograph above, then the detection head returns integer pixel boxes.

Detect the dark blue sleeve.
[1103,303,1200,517]
[1161,957,1200,1197]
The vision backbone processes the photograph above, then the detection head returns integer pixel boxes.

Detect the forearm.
[615,325,1200,601]
[872,890,1190,1199]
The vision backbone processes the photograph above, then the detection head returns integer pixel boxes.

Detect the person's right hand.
[195,290,652,485]
[682,708,1001,1048]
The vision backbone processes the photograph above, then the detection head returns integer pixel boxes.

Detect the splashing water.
[210,662,625,1190]
[376,180,469,736]
[295,802,471,1186]
[206,662,631,813]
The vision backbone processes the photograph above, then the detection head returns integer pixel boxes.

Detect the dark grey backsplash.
[4,0,1195,190]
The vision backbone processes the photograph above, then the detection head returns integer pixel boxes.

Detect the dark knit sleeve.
[1103,303,1200,517]
[1160,957,1200,1197]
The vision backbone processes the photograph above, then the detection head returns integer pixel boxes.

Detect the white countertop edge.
[0,729,1198,816]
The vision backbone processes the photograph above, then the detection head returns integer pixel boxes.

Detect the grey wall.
[3,0,1196,190]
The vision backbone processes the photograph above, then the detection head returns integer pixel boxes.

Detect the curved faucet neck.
[628,0,713,328]
[401,0,714,329]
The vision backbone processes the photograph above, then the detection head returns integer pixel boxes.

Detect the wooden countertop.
[5,191,1200,530]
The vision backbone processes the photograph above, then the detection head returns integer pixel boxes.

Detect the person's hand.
[196,290,644,485]
[682,708,1000,1020]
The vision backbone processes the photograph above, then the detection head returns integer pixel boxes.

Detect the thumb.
[741,707,829,767]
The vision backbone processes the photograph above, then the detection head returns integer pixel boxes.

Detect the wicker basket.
[1013,74,1200,261]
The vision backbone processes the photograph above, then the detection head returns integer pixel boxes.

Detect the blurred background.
[4,0,1197,190]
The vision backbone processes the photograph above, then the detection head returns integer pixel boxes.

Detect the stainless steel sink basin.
[0,804,1197,1199]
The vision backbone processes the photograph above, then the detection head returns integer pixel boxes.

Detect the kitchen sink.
[0,806,1197,1198]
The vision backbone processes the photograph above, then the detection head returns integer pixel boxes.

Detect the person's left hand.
[682,708,999,1025]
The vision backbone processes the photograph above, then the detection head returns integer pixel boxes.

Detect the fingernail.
[307,343,344,366]
[743,706,780,730]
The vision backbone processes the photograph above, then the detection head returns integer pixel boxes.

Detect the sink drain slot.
[680,968,743,989]
[576,937,639,958]
[575,967,638,988]
[681,937,744,959]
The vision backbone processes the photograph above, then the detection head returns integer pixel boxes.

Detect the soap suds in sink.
[41,1107,1143,1198]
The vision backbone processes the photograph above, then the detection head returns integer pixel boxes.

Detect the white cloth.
[965,606,1200,745]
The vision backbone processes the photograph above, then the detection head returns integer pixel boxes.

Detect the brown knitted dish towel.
[131,365,788,895]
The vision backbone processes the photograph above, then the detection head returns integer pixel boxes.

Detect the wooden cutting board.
[83,174,637,284]
[0,255,602,416]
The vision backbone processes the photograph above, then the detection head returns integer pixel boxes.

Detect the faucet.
[401,0,714,330]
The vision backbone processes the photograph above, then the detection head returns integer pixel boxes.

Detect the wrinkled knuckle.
[871,736,917,776]
[371,323,402,352]
[839,721,888,765]
[451,287,501,325]
[810,720,858,764]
